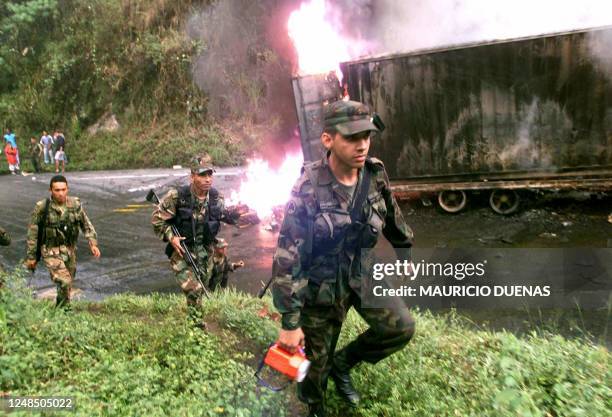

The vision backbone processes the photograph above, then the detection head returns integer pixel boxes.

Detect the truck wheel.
[489,190,520,215]
[437,190,467,213]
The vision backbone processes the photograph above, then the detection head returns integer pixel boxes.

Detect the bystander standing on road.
[40,130,54,164]
[4,142,20,175]
[54,131,66,173]
[3,128,20,167]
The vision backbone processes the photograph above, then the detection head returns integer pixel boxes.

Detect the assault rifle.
[146,189,210,298]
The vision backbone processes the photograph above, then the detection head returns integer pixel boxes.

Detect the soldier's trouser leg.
[170,246,211,321]
[42,246,77,307]
[336,293,415,365]
[299,291,415,407]
[208,272,221,292]
[31,157,40,173]
[298,307,343,406]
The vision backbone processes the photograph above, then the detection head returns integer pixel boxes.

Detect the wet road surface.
[0,169,610,302]
[0,167,279,300]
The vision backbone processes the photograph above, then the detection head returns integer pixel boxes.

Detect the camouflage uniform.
[208,238,242,291]
[272,101,415,410]
[28,141,43,173]
[151,183,236,319]
[0,226,10,281]
[26,197,98,306]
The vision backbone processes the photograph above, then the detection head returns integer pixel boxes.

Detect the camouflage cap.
[323,100,379,136]
[190,154,215,175]
[214,238,228,249]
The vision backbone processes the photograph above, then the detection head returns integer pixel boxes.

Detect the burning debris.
[227,203,261,228]
[226,154,303,230]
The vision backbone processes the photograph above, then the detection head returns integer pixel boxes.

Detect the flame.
[228,154,304,219]
[288,0,352,77]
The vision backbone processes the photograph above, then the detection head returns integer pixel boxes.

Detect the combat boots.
[330,348,361,407]
[307,403,326,417]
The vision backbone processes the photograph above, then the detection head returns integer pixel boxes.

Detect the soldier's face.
[191,172,213,193]
[214,247,226,256]
[50,182,68,204]
[324,131,371,169]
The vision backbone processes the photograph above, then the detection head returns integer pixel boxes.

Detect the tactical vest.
[302,158,387,284]
[42,199,82,247]
[172,185,223,248]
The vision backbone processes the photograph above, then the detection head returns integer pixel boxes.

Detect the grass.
[1,270,610,417]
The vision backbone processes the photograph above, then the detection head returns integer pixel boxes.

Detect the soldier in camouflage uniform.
[25,175,100,307]
[207,238,244,291]
[0,226,10,282]
[272,101,415,417]
[151,155,238,326]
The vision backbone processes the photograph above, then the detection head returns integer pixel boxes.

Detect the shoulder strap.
[42,198,51,225]
[209,187,219,200]
[177,185,192,207]
[205,187,220,222]
[177,185,196,245]
[350,166,371,223]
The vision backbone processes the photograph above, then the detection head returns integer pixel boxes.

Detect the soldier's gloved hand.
[170,236,186,257]
[234,260,245,269]
[278,327,305,354]
[24,259,37,271]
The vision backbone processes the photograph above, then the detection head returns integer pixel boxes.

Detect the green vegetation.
[1,0,288,172]
[1,271,610,417]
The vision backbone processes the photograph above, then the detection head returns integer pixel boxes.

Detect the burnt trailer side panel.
[341,27,612,181]
[292,73,343,163]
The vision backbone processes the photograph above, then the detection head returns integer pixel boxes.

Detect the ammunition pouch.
[351,221,379,250]
[204,219,220,242]
[44,223,78,247]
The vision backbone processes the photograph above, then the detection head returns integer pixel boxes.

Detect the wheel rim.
[438,190,467,213]
[489,190,520,215]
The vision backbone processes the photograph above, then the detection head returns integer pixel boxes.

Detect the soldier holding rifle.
[151,155,238,328]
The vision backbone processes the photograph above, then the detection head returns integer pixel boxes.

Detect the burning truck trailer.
[292,26,612,214]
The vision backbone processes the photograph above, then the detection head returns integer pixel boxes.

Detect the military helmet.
[323,100,379,136]
[214,238,228,249]
[190,153,215,175]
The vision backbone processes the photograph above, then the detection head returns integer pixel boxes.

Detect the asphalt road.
[0,167,281,300]
[0,168,610,306]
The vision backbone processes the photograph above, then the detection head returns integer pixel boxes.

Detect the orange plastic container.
[263,344,311,382]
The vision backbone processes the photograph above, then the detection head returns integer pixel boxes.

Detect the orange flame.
[228,154,304,219]
[288,0,352,77]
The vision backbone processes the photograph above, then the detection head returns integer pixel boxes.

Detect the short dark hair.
[322,126,338,136]
[50,175,68,187]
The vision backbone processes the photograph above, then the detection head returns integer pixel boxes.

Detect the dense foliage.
[1,270,609,417]
[0,0,293,171]
[1,0,205,128]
